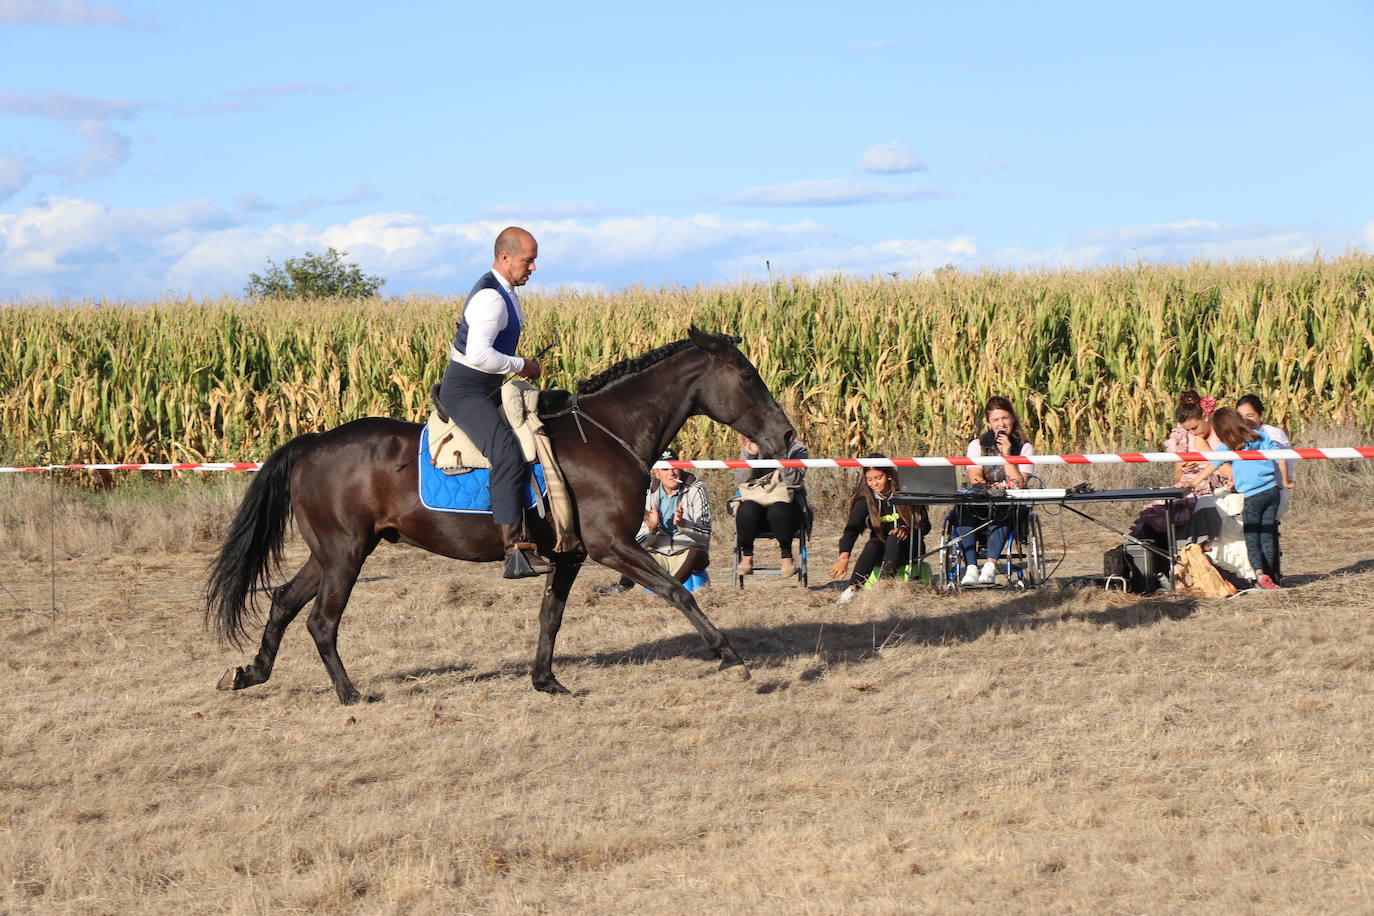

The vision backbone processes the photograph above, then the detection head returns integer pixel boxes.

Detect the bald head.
[492,226,538,287]
[494,226,535,260]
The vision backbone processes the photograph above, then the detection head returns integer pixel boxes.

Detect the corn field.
[3,255,1372,469]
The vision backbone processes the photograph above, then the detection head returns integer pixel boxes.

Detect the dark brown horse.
[206,328,795,704]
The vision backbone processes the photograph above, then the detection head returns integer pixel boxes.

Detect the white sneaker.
[978,561,998,585]
[960,564,980,586]
[837,586,857,604]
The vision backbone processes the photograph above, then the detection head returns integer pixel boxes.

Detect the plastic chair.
[733,491,812,588]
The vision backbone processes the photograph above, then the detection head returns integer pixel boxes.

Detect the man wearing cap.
[438,226,551,578]
[599,449,713,593]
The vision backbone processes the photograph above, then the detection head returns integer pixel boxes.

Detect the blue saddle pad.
[419,427,547,514]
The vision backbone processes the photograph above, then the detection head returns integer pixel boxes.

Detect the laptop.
[894,465,960,496]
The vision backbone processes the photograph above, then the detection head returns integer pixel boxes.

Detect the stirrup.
[503,542,553,578]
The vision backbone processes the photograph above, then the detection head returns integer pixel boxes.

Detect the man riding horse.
[437,226,553,578]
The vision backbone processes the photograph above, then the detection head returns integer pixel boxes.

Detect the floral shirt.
[1166,425,1227,496]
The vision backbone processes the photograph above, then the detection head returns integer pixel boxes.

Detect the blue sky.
[2,0,1371,299]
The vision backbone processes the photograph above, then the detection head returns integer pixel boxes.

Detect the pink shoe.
[1257,574,1281,590]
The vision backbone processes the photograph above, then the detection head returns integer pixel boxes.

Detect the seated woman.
[1237,393,1294,516]
[733,433,808,577]
[1130,390,1227,538]
[1174,390,1228,494]
[828,458,928,604]
[950,396,1035,586]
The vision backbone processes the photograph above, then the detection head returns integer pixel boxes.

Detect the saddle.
[427,382,581,552]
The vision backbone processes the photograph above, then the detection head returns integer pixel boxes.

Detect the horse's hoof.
[339,691,361,706]
[216,667,239,691]
[533,678,572,696]
[718,663,751,682]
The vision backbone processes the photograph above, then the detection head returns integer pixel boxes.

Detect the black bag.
[1103,545,1130,579]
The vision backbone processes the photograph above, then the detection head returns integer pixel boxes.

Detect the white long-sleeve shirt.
[450,269,526,375]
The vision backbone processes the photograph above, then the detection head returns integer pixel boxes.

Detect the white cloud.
[0,157,31,201]
[235,193,277,212]
[177,84,362,118]
[990,219,1341,270]
[858,141,927,175]
[284,183,380,217]
[2,198,1365,300]
[178,100,263,117]
[976,157,1011,174]
[476,200,626,220]
[0,199,834,297]
[1365,220,1374,249]
[729,178,952,207]
[0,0,130,26]
[718,235,977,280]
[68,120,129,180]
[0,196,236,296]
[0,89,148,120]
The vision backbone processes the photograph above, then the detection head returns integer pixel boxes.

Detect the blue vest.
[452,271,521,361]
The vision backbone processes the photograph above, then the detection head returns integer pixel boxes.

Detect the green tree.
[244,248,385,299]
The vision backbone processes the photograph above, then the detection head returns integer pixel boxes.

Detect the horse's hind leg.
[304,543,375,705]
[531,559,582,695]
[217,557,322,693]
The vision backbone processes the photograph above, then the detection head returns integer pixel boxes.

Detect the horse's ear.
[687,326,741,350]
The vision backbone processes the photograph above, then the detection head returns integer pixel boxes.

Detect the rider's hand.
[828,556,849,580]
[517,357,542,380]
[894,525,910,541]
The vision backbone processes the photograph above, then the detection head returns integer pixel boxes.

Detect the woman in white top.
[1236,393,1293,516]
[951,396,1036,585]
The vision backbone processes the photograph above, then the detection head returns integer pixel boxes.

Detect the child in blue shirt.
[1209,407,1293,588]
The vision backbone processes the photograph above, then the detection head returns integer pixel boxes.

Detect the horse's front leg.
[595,541,750,681]
[532,559,582,695]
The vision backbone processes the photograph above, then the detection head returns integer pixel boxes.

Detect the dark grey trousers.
[438,361,525,525]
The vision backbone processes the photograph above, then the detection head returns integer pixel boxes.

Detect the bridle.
[540,394,653,478]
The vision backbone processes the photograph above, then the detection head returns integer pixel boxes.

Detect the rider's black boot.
[498,522,553,578]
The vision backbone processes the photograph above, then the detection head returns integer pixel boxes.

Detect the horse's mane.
[576,330,739,396]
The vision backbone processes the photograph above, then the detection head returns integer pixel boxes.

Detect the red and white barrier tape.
[655,447,1374,470]
[2,448,1373,474]
[0,462,262,473]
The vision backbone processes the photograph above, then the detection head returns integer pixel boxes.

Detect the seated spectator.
[828,458,928,604]
[733,433,808,578]
[1173,390,1227,495]
[1131,389,1226,538]
[599,449,711,594]
[950,396,1035,586]
[1237,393,1294,516]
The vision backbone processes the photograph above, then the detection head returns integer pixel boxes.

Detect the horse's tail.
[205,432,319,649]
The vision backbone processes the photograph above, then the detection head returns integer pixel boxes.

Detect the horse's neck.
[576,349,705,460]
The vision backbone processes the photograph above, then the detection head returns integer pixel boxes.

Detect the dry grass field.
[3,469,1374,914]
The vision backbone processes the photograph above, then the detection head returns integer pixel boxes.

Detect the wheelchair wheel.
[1027,514,1048,586]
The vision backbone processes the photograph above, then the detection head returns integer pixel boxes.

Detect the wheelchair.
[939,500,1047,591]
[732,491,813,588]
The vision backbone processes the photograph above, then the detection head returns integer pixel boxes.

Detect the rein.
[540,395,653,478]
